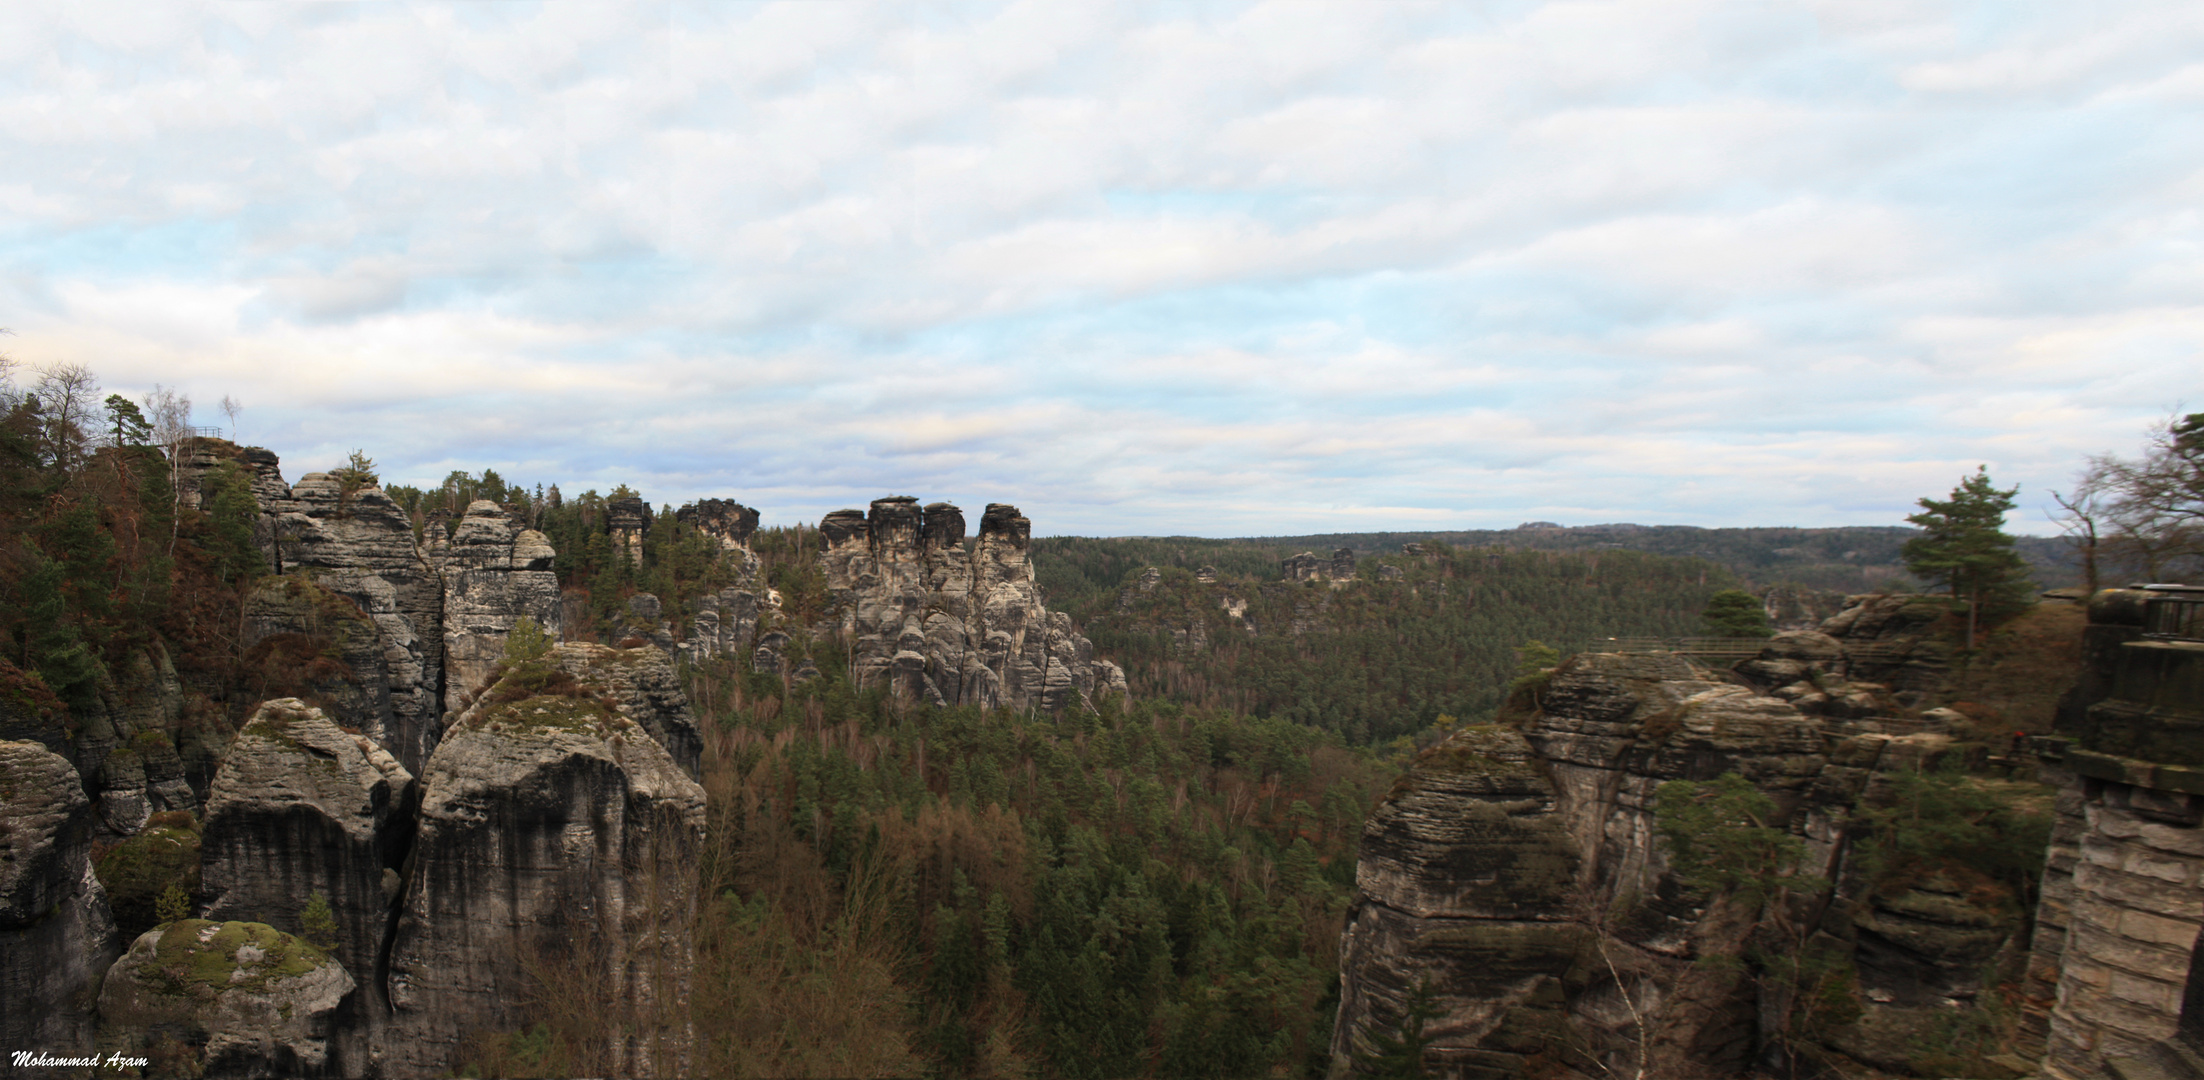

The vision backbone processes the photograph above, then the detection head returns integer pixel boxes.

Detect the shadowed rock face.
[382,656,706,1078]
[816,497,1125,713]
[198,699,416,1058]
[1334,727,1584,1078]
[0,739,122,1049]
[99,920,354,1079]
[245,459,561,776]
[1333,648,2020,1079]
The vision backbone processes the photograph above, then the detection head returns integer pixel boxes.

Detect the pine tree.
[1902,467,2033,650]
[1700,589,1772,638]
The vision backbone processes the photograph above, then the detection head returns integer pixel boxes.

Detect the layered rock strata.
[99,919,354,1078]
[1335,646,2027,1079]
[2025,586,2204,1080]
[198,699,417,1058]
[439,499,561,712]
[247,463,559,775]
[382,648,707,1077]
[255,472,450,774]
[815,497,1125,712]
[0,739,123,1049]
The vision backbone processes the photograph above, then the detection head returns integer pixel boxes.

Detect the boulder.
[99,919,354,1078]
[0,740,123,1049]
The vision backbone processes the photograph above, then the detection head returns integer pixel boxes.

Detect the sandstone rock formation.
[676,498,759,550]
[241,461,559,776]
[608,494,651,563]
[1279,547,1357,582]
[383,649,706,1077]
[542,642,702,779]
[255,472,449,774]
[1334,646,2027,1079]
[0,739,123,1049]
[440,499,561,713]
[99,919,354,1078]
[812,497,1125,712]
[198,699,416,1055]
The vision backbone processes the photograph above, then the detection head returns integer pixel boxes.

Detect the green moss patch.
[134,919,331,997]
[468,656,626,738]
[97,825,203,941]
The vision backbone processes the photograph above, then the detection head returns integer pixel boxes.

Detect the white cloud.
[0,0,2198,538]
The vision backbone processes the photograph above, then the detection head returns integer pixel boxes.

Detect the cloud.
[1,0,2199,539]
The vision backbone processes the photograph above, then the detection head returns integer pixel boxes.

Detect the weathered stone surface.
[607,495,650,564]
[260,471,449,775]
[1336,669,1806,1077]
[675,498,759,549]
[198,699,415,1049]
[442,500,563,713]
[241,573,396,746]
[1333,726,1582,1075]
[544,642,702,780]
[383,660,705,1078]
[0,740,122,1049]
[99,920,354,1078]
[816,497,1124,713]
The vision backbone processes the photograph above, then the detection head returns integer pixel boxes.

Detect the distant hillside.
[1033,523,2077,611]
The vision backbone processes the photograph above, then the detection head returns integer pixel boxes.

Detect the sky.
[1,1,2198,538]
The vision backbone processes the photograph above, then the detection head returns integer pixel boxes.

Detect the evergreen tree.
[102,393,153,447]
[1902,467,2032,649]
[1357,976,1439,1079]
[1700,589,1772,638]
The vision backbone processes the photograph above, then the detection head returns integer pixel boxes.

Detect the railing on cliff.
[2138,584,2204,642]
[1603,636,1919,663]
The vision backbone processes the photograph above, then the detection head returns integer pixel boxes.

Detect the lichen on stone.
[133,919,329,998]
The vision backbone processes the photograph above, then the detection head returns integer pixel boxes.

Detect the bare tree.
[219,394,241,440]
[144,384,195,552]
[2059,411,2204,585]
[32,362,99,472]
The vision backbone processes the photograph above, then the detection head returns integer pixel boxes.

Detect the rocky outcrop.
[676,498,759,550]
[1817,593,1955,697]
[258,472,449,774]
[440,500,561,713]
[542,642,702,779]
[246,460,561,776]
[0,739,123,1050]
[1283,547,1358,582]
[814,497,1124,712]
[383,650,706,1077]
[1333,727,1585,1079]
[198,699,416,1057]
[1334,648,2027,1079]
[608,495,651,563]
[99,920,354,1078]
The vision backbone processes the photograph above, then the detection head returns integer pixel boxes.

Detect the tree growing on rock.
[1903,467,2032,650]
[1699,589,1772,638]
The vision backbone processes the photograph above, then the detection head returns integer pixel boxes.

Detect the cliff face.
[382,644,706,1078]
[1333,627,2034,1079]
[815,497,1125,712]
[0,739,123,1050]
[198,699,418,1064]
